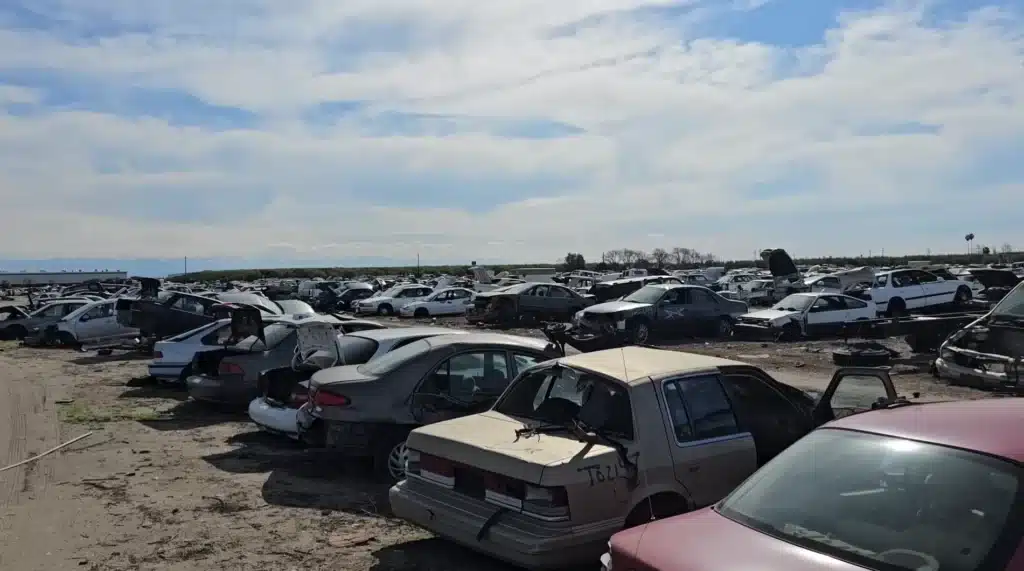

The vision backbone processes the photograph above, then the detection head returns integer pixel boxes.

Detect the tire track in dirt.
[0,357,30,567]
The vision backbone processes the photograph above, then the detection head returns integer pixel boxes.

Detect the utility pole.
[416,252,420,272]
[184,256,188,276]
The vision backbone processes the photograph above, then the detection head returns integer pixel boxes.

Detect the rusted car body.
[466,282,593,325]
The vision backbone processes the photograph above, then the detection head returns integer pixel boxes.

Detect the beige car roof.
[556,346,746,384]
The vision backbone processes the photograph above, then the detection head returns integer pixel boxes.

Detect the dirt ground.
[0,312,992,571]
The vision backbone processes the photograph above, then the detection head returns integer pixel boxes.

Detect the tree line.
[167,245,1020,283]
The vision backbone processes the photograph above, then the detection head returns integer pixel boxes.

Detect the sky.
[0,0,1022,273]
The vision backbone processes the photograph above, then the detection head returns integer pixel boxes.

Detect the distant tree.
[982,246,991,256]
[650,248,670,268]
[562,253,586,271]
[1002,243,1013,254]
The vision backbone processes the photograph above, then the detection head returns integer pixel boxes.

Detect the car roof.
[556,346,745,385]
[829,398,1023,462]
[421,332,552,351]
[347,326,467,341]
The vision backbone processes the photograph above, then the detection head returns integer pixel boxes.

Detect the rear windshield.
[717,429,1021,571]
[336,335,379,365]
[356,338,432,375]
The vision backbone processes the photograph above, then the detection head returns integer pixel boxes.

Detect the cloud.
[0,0,1022,268]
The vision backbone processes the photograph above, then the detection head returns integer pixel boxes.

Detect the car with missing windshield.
[389,346,899,569]
[299,332,567,481]
[602,398,1023,571]
[735,292,878,340]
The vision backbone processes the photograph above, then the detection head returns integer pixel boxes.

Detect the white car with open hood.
[736,292,877,339]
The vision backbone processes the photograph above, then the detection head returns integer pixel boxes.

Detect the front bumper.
[186,374,255,405]
[733,321,779,339]
[934,356,1022,391]
[390,478,611,570]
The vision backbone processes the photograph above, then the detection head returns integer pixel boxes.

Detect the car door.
[909,270,951,306]
[521,285,549,314]
[654,288,690,336]
[659,373,757,508]
[811,368,898,426]
[803,295,851,336]
[889,270,927,311]
[447,288,474,315]
[687,288,722,334]
[74,302,115,342]
[545,285,576,316]
[428,289,451,313]
[717,370,813,466]
[412,350,512,425]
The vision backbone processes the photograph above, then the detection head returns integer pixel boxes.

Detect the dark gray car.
[0,299,92,340]
[299,333,565,482]
[572,284,749,344]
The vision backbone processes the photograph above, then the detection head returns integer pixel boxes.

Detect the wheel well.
[889,297,905,307]
[624,492,690,528]
[414,307,429,316]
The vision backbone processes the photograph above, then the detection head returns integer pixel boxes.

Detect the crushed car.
[587,275,683,304]
[934,280,1024,391]
[389,346,900,569]
[467,282,594,326]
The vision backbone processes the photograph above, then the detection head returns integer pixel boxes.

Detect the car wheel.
[885,297,907,318]
[716,317,733,337]
[954,286,971,305]
[374,433,410,483]
[629,320,650,345]
[377,304,393,316]
[7,325,26,340]
[413,308,429,318]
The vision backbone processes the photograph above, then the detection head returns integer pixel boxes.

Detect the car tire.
[413,308,429,318]
[57,331,80,349]
[885,297,907,318]
[780,322,801,341]
[629,319,651,345]
[7,325,26,340]
[832,344,892,367]
[373,430,411,484]
[954,286,971,305]
[177,363,193,384]
[716,317,733,338]
[377,304,393,316]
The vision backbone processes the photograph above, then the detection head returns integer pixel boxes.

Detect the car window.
[420,351,510,403]
[170,296,208,315]
[820,277,841,288]
[891,271,916,288]
[720,374,807,461]
[230,323,294,351]
[513,352,542,373]
[84,303,113,319]
[36,304,67,318]
[357,338,432,375]
[914,270,939,284]
[450,289,471,299]
[529,285,550,297]
[433,290,451,301]
[873,274,889,288]
[717,429,1020,571]
[845,297,868,309]
[547,286,571,299]
[690,289,716,305]
[335,335,380,365]
[664,374,739,441]
[201,325,234,346]
[496,366,634,439]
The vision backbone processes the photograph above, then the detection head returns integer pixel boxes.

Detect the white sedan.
[354,284,435,316]
[148,319,250,382]
[398,287,476,318]
[736,292,878,338]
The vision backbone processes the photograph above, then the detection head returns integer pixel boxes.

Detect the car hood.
[583,300,651,315]
[742,308,799,322]
[309,364,376,389]
[969,270,1022,289]
[360,296,395,305]
[761,248,799,277]
[407,410,619,485]
[615,508,864,571]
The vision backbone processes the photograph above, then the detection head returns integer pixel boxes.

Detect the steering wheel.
[875,549,939,571]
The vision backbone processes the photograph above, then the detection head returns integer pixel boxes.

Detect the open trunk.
[257,367,313,408]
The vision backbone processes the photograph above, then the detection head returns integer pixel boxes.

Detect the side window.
[845,297,868,309]
[426,352,510,402]
[821,277,841,289]
[913,270,938,284]
[202,325,233,346]
[417,288,433,297]
[663,375,739,441]
[720,374,803,429]
[170,296,206,315]
[450,289,471,299]
[530,285,550,297]
[547,286,571,298]
[41,304,65,318]
[890,271,914,288]
[434,291,451,301]
[85,303,113,319]
[513,352,542,374]
[690,289,716,305]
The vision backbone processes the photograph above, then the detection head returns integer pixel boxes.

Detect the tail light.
[218,362,245,375]
[522,484,570,520]
[313,391,350,407]
[406,451,455,487]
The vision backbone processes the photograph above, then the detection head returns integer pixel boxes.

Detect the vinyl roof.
[557,346,745,384]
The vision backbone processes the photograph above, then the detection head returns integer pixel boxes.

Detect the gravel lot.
[0,310,991,571]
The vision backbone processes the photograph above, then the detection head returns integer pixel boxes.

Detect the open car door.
[812,367,898,426]
[229,305,265,345]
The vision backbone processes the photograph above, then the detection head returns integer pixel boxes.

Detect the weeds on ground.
[59,401,162,424]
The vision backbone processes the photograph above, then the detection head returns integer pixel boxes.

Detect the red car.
[604,398,1023,571]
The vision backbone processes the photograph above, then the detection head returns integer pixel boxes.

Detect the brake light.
[313,391,350,407]
[415,453,455,487]
[218,362,244,375]
[522,484,570,521]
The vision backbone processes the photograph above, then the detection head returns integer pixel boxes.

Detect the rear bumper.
[186,374,256,405]
[248,398,301,439]
[389,478,611,570]
[149,362,186,381]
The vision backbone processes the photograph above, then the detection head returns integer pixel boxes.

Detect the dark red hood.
[612,507,864,571]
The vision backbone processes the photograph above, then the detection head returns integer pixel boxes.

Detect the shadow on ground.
[370,538,518,571]
[203,430,389,515]
[137,400,246,431]
[71,352,152,366]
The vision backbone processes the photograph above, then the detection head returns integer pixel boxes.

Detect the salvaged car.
[300,333,565,481]
[854,269,972,316]
[962,269,1022,308]
[569,284,748,345]
[46,298,140,348]
[803,266,875,294]
[249,326,468,440]
[389,347,900,569]
[735,292,878,340]
[353,283,435,316]
[467,282,594,325]
[934,281,1024,391]
[398,287,476,318]
[332,282,375,311]
[0,300,90,340]
[603,398,1022,571]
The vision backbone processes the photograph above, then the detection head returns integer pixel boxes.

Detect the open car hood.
[138,277,161,298]
[761,248,799,277]
[969,269,1022,289]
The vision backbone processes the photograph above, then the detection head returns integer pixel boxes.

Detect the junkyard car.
[399,287,475,318]
[0,299,90,340]
[571,284,748,345]
[935,280,1024,391]
[735,292,878,339]
[354,284,435,316]
[301,333,565,481]
[49,298,140,348]
[856,268,972,316]
[250,325,468,439]
[961,269,1023,308]
[467,282,595,325]
[602,398,1022,571]
[389,347,898,569]
[588,275,683,303]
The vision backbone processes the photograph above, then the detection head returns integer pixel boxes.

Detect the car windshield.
[494,365,634,439]
[991,282,1024,318]
[622,286,665,305]
[356,337,432,375]
[230,323,295,352]
[717,429,1021,571]
[772,294,814,312]
[334,335,379,365]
